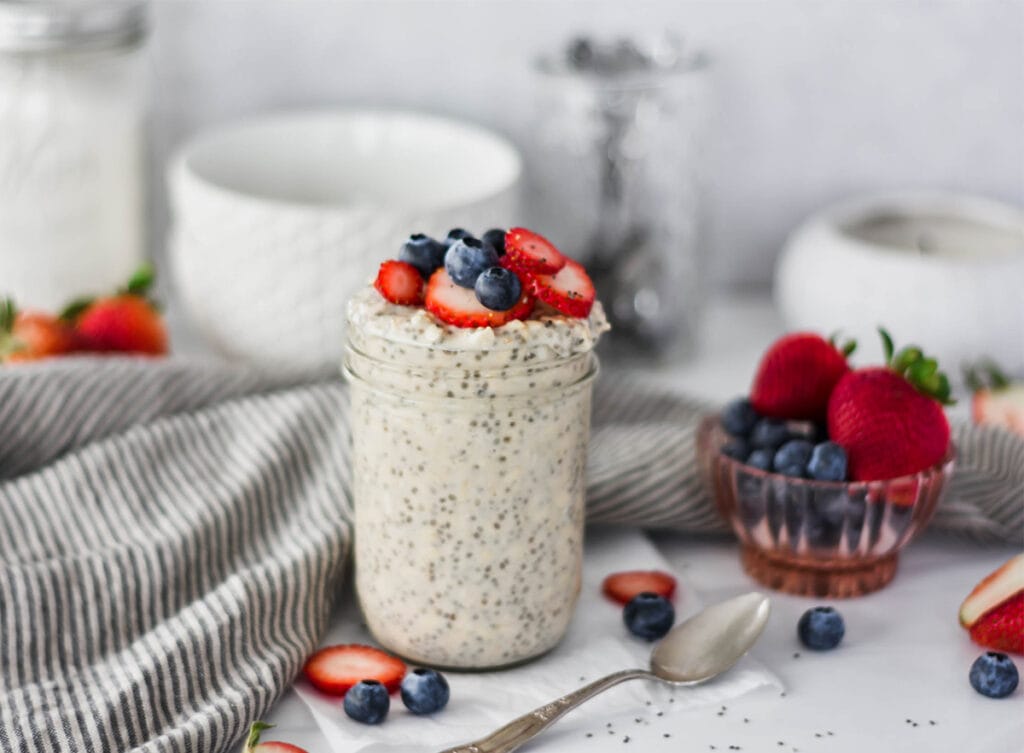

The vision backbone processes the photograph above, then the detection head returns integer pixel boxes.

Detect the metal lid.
[0,0,147,54]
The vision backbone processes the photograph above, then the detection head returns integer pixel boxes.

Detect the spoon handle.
[436,668,656,753]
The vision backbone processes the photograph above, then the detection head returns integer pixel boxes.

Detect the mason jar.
[0,0,148,310]
[343,297,603,669]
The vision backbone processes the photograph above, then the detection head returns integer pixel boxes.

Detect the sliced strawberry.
[303,644,407,696]
[525,258,595,318]
[968,590,1024,655]
[602,570,677,605]
[374,260,424,306]
[425,268,534,328]
[504,227,567,275]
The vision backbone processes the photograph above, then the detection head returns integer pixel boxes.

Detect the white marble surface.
[250,293,1022,752]
[146,0,1024,288]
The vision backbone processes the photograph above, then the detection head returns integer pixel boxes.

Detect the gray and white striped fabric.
[0,359,1020,753]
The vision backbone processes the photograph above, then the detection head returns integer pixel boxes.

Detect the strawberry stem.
[245,721,274,752]
[59,297,94,323]
[122,264,156,297]
[0,298,16,334]
[879,329,955,405]
[964,359,1013,392]
[828,331,858,358]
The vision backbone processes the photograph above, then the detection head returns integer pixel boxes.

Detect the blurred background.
[145,0,1021,287]
[1,0,1021,375]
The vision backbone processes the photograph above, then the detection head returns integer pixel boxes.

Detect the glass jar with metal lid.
[0,0,149,310]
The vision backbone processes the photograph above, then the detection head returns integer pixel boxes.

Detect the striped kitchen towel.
[0,359,1020,753]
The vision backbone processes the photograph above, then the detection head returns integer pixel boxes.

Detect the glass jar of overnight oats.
[343,287,608,669]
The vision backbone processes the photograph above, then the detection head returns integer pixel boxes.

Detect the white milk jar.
[0,0,148,310]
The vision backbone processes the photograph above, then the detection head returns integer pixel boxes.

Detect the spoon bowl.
[439,591,771,753]
[652,591,772,683]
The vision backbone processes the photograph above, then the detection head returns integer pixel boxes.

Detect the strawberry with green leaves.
[966,360,1024,437]
[0,299,80,364]
[827,329,952,481]
[64,265,168,356]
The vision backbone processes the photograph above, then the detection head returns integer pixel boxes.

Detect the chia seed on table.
[346,287,610,669]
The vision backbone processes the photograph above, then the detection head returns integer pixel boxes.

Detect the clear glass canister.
[0,0,148,310]
[343,310,600,669]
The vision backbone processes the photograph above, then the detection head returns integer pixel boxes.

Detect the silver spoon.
[437,592,771,753]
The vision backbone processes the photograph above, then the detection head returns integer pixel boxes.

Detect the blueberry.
[399,233,446,278]
[444,228,475,247]
[807,442,848,481]
[722,438,750,461]
[745,448,773,471]
[475,266,522,311]
[797,606,845,650]
[750,418,790,450]
[481,228,507,256]
[445,238,499,288]
[623,592,675,641]
[970,652,1019,698]
[773,439,814,478]
[401,668,451,714]
[721,398,759,437]
[343,679,390,724]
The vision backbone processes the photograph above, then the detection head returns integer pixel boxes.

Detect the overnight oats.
[344,227,608,669]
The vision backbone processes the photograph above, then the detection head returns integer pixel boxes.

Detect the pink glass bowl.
[697,416,955,598]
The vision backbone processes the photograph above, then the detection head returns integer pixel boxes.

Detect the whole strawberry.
[0,299,79,363]
[750,332,854,421]
[828,329,952,481]
[65,266,168,356]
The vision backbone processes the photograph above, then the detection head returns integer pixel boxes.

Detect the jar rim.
[0,0,147,55]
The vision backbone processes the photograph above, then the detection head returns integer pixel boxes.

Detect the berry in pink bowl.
[697,416,954,598]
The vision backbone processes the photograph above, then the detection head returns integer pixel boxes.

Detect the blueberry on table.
[969,652,1019,698]
[745,448,773,471]
[401,668,451,714]
[722,438,750,461]
[445,238,500,289]
[750,418,790,450]
[773,439,814,478]
[475,266,522,311]
[444,227,475,246]
[399,233,447,278]
[807,441,848,481]
[481,227,507,255]
[343,680,390,724]
[797,606,845,650]
[623,592,676,641]
[721,398,759,437]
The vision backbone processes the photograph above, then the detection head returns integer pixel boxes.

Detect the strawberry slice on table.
[602,570,677,605]
[504,227,567,275]
[827,329,952,482]
[425,267,534,328]
[523,258,595,318]
[374,260,425,306]
[303,644,407,695]
[750,332,854,422]
[244,721,310,753]
[960,553,1024,655]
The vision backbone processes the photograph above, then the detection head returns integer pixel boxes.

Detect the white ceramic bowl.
[775,193,1024,375]
[169,109,522,368]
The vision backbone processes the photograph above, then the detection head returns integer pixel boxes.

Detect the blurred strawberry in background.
[1,265,169,365]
